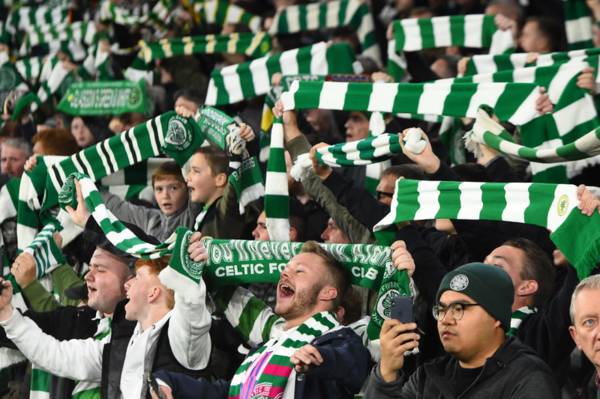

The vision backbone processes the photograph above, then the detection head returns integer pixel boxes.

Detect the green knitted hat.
[436,263,514,331]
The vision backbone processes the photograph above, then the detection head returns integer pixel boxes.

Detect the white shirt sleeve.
[0,309,104,381]
[167,278,212,370]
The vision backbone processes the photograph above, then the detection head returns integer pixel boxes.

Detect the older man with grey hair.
[1,138,31,178]
[569,274,600,397]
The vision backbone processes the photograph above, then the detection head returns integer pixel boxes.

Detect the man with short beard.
[149,241,372,399]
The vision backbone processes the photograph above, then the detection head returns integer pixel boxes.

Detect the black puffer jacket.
[364,337,560,398]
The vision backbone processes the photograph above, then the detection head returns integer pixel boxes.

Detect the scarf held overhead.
[374,178,600,279]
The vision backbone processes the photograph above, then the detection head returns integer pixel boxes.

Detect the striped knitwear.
[393,14,514,54]
[374,178,600,279]
[268,0,381,64]
[204,41,357,106]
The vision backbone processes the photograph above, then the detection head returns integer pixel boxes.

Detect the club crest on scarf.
[375,249,403,322]
[557,194,570,217]
[128,86,143,107]
[176,229,205,282]
[58,174,78,210]
[376,286,400,320]
[165,115,193,151]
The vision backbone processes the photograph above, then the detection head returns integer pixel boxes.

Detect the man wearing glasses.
[364,262,559,398]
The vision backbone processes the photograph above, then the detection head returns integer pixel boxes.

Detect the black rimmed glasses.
[432,302,481,321]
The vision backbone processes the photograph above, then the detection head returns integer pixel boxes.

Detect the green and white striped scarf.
[452,60,600,181]
[365,114,392,195]
[387,40,409,82]
[464,47,600,75]
[227,155,266,215]
[374,178,600,279]
[268,0,381,64]
[79,44,112,81]
[212,286,284,348]
[12,56,74,118]
[4,5,68,39]
[123,55,154,84]
[22,221,66,279]
[16,112,198,249]
[99,0,171,29]
[507,306,537,336]
[34,57,71,110]
[139,31,272,63]
[392,14,514,54]
[280,80,543,126]
[563,0,594,50]
[58,173,176,258]
[312,133,402,167]
[192,0,262,32]
[19,21,97,60]
[124,32,273,83]
[15,56,44,86]
[264,118,290,242]
[228,311,338,399]
[467,106,600,163]
[204,41,356,106]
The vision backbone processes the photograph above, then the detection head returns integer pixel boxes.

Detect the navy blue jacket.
[153,326,373,399]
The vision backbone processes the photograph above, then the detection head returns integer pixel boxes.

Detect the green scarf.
[393,14,514,54]
[57,80,151,116]
[228,311,339,399]
[139,31,271,62]
[264,118,290,242]
[563,0,594,50]
[453,60,599,182]
[374,178,600,280]
[205,41,356,106]
[280,80,543,126]
[268,0,380,64]
[192,0,262,33]
[464,48,600,76]
[466,106,600,163]
[16,112,200,249]
[507,306,537,336]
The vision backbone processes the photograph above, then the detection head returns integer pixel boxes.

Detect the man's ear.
[318,286,338,302]
[148,286,161,303]
[215,172,228,188]
[516,280,538,297]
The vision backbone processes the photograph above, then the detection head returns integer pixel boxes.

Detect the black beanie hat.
[436,263,514,331]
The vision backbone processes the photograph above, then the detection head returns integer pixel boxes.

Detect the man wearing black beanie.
[365,262,560,398]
